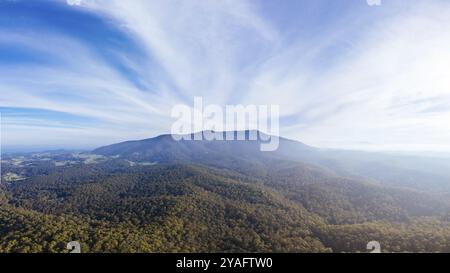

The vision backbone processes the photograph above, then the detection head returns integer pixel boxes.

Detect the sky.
[1,0,450,152]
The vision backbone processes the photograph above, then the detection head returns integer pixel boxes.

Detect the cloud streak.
[1,0,450,152]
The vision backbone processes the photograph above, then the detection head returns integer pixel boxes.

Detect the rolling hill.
[94,130,450,193]
[1,131,449,253]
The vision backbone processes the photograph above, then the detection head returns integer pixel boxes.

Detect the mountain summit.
[93,131,450,193]
[93,130,314,163]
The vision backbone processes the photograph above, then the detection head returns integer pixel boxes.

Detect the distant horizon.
[3,129,450,158]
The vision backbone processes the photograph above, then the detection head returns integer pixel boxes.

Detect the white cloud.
[66,0,82,6]
[2,0,450,152]
[80,0,278,105]
[282,2,450,152]
[0,31,176,147]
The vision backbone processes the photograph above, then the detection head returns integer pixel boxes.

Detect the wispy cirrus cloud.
[1,0,450,152]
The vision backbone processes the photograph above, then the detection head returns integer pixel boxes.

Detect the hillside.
[1,132,450,253]
[94,131,450,193]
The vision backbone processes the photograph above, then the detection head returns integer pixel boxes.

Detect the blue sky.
[1,0,450,152]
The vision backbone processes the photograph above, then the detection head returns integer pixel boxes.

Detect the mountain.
[93,130,313,164]
[94,130,450,193]
[1,131,450,253]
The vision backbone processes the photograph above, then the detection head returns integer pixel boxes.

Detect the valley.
[1,131,449,253]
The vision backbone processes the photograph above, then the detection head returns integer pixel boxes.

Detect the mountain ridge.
[92,130,450,193]
[2,131,450,252]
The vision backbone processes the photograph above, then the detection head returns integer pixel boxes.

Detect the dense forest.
[1,159,449,253]
[1,134,450,253]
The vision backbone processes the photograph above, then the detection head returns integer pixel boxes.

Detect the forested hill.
[1,132,449,253]
[93,130,312,163]
[94,131,450,193]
